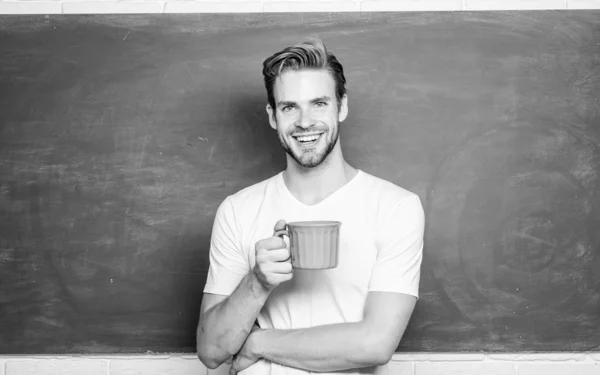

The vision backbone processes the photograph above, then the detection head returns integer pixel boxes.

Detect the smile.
[293,132,323,145]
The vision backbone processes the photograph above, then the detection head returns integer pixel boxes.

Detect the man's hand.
[253,220,293,291]
[230,325,263,375]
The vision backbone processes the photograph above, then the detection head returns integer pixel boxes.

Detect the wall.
[1,0,600,374]
[0,353,599,374]
[1,0,600,14]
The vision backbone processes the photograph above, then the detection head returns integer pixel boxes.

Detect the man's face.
[267,69,348,169]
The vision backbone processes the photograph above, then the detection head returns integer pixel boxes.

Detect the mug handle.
[273,228,292,263]
[273,228,289,239]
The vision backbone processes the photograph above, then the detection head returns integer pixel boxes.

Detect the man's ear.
[266,104,277,130]
[338,94,348,123]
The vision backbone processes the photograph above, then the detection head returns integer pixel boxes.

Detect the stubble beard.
[278,122,340,169]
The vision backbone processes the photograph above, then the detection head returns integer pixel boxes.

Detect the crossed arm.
[198,289,416,373]
[196,272,270,369]
[243,291,416,373]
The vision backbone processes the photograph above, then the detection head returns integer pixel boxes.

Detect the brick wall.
[0,0,600,14]
[1,0,600,374]
[1,353,599,374]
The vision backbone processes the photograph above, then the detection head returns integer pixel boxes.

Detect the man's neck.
[283,150,358,206]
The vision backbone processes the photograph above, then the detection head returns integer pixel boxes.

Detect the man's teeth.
[296,134,320,142]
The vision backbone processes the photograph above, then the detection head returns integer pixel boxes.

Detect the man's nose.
[296,108,315,129]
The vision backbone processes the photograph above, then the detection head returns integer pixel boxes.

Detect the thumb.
[273,219,287,235]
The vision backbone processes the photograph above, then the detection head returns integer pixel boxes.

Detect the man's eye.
[315,102,327,108]
[282,106,294,112]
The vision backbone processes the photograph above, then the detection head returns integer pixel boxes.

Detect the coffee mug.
[274,221,342,270]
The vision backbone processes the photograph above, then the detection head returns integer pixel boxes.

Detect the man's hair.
[262,38,347,111]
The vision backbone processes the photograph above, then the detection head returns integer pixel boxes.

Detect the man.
[196,38,424,375]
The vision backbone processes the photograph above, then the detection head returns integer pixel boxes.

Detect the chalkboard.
[0,11,599,354]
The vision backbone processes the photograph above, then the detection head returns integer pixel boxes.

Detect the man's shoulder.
[224,172,282,207]
[358,170,420,205]
[358,171,425,235]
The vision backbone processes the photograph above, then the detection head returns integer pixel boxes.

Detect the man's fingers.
[254,221,289,255]
[267,260,293,274]
[256,250,292,272]
[262,248,290,262]
[273,219,286,234]
[256,237,287,251]
[229,358,238,375]
[266,272,293,284]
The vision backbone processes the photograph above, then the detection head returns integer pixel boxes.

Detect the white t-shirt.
[203,170,424,375]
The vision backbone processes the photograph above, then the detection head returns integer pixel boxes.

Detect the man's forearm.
[252,322,389,373]
[197,272,269,368]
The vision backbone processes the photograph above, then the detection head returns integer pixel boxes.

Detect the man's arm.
[196,204,293,369]
[196,273,270,369]
[246,291,416,373]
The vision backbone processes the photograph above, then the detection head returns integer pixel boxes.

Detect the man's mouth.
[293,132,323,146]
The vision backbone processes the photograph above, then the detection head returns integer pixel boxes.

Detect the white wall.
[1,0,600,373]
[1,353,600,374]
[1,0,600,14]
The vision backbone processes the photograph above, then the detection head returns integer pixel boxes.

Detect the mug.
[275,221,342,270]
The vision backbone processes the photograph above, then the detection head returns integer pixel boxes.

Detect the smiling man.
[196,38,425,375]
[270,71,341,170]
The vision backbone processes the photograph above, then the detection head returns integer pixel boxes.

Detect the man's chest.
[239,204,380,291]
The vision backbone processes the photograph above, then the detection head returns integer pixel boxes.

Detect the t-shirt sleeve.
[368,194,425,298]
[203,197,250,296]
